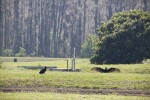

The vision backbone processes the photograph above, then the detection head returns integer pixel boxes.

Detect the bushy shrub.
[0,60,2,68]
[90,10,150,64]
[15,47,26,57]
[2,49,14,56]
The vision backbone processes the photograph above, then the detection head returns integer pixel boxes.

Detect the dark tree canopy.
[90,10,150,64]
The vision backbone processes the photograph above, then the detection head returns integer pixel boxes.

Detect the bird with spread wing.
[91,67,120,73]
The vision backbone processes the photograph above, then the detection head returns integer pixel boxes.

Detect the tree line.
[0,0,149,59]
[0,0,87,57]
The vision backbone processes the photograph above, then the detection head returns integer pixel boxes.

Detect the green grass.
[0,57,150,90]
[0,57,150,99]
[0,68,150,89]
[1,57,150,74]
[0,92,149,100]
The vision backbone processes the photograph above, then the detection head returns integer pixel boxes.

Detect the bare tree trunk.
[13,0,21,54]
[83,0,87,42]
[44,1,50,57]
[0,0,2,55]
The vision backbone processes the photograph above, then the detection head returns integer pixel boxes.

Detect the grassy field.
[1,57,150,73]
[0,57,150,99]
[0,68,150,89]
[0,92,149,100]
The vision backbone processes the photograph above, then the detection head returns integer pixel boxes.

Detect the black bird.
[39,66,47,74]
[91,67,120,73]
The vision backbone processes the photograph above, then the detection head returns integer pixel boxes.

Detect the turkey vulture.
[39,66,47,74]
[91,67,120,73]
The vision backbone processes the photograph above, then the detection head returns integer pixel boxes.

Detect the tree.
[90,10,150,64]
[80,34,97,58]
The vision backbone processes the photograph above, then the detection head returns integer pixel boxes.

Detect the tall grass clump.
[0,60,2,68]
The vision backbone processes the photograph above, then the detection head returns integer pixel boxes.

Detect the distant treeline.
[0,0,149,57]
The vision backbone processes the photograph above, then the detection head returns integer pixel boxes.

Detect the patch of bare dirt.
[0,87,150,96]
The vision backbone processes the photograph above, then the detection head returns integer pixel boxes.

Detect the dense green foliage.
[2,47,26,57]
[2,49,13,56]
[80,34,97,58]
[90,10,150,64]
[15,47,26,57]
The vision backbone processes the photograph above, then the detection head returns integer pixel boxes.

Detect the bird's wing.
[107,68,116,72]
[98,67,105,72]
[91,67,105,72]
[39,69,43,73]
